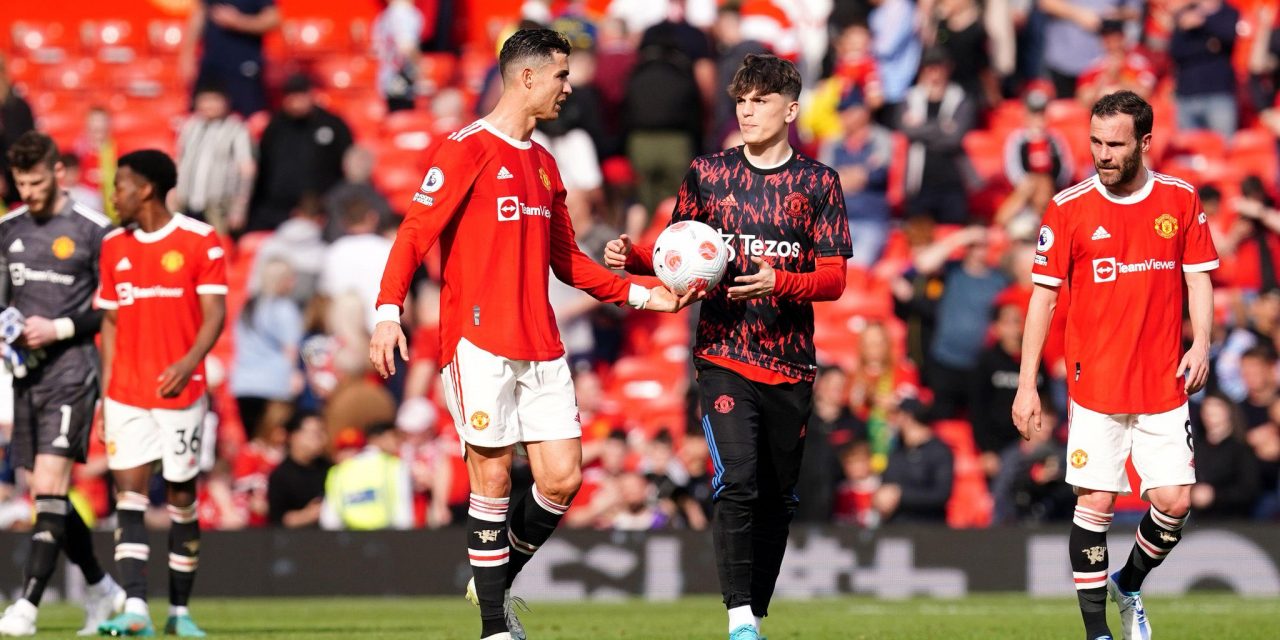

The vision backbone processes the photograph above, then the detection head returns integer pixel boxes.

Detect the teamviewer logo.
[497,196,520,221]
[1093,257,1117,283]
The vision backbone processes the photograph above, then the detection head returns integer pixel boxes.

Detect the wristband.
[627,284,651,310]
[374,304,402,325]
[53,317,76,341]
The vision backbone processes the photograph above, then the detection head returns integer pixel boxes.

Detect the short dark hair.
[1090,90,1153,141]
[365,421,397,438]
[117,149,178,200]
[285,410,321,435]
[728,53,802,100]
[1242,344,1279,364]
[499,28,571,80]
[6,131,58,172]
[59,149,80,170]
[1198,184,1221,204]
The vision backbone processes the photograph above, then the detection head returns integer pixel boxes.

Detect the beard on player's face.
[1095,143,1142,187]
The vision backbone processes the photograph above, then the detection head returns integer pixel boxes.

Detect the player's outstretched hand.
[370,321,409,379]
[157,358,197,398]
[646,286,705,312]
[1178,341,1210,394]
[1011,385,1041,441]
[604,234,633,269]
[727,256,776,301]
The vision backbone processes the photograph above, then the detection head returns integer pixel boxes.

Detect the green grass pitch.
[27,594,1280,638]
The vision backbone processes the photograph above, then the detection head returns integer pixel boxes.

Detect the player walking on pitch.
[1013,91,1218,640]
[0,132,124,637]
[369,28,697,640]
[95,151,227,637]
[605,54,852,640]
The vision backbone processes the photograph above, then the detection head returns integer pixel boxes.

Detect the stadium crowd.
[0,0,1279,532]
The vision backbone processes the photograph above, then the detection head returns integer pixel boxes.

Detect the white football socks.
[728,605,755,632]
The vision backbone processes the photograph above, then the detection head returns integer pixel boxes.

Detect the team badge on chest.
[539,168,551,192]
[161,250,185,273]
[1153,214,1178,239]
[51,236,75,259]
[783,192,809,219]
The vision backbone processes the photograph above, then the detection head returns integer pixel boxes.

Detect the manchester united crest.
[714,394,735,413]
[783,192,809,219]
[1070,449,1089,469]
[539,167,551,192]
[161,250,185,273]
[470,411,490,431]
[1154,214,1178,239]
[51,236,75,260]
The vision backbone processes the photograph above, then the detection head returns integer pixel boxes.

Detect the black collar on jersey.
[739,146,798,176]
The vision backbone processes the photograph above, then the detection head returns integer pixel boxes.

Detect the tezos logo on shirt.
[719,231,801,261]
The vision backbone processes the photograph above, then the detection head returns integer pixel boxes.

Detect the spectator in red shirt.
[1076,20,1157,105]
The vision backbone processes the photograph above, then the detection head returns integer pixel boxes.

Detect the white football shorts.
[1065,399,1196,498]
[104,396,208,482]
[440,337,581,450]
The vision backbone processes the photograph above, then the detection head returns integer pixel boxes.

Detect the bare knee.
[28,455,73,496]
[536,467,581,505]
[1148,486,1191,518]
[1077,490,1117,514]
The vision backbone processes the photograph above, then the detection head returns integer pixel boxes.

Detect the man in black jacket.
[873,397,953,523]
[247,74,352,233]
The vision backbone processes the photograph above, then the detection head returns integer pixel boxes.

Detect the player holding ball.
[605,53,852,640]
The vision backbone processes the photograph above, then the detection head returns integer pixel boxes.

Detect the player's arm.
[99,309,116,396]
[734,174,853,301]
[21,308,104,350]
[371,147,481,378]
[549,182,699,312]
[1180,192,1219,394]
[94,239,121,395]
[1013,284,1059,439]
[1179,271,1213,394]
[158,293,225,399]
[178,1,205,83]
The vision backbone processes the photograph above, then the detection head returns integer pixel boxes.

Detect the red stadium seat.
[963,130,1006,185]
[10,21,73,61]
[116,129,177,157]
[36,106,88,148]
[81,19,142,63]
[382,110,436,151]
[313,54,376,93]
[281,18,345,56]
[1230,128,1279,190]
[1165,128,1227,166]
[147,19,188,56]
[372,161,426,212]
[36,57,100,93]
[419,53,459,95]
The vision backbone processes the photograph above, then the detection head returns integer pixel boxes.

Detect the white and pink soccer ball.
[653,221,730,296]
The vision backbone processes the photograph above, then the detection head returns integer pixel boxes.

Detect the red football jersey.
[96,214,228,409]
[1032,171,1218,414]
[376,120,632,365]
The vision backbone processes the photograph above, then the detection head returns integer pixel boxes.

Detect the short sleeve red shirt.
[96,214,228,409]
[1032,171,1218,414]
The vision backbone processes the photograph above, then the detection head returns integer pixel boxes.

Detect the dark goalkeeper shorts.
[10,378,98,469]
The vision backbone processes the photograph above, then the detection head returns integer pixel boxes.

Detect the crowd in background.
[0,0,1279,532]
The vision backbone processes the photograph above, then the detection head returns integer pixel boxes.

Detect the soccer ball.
[653,221,729,295]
